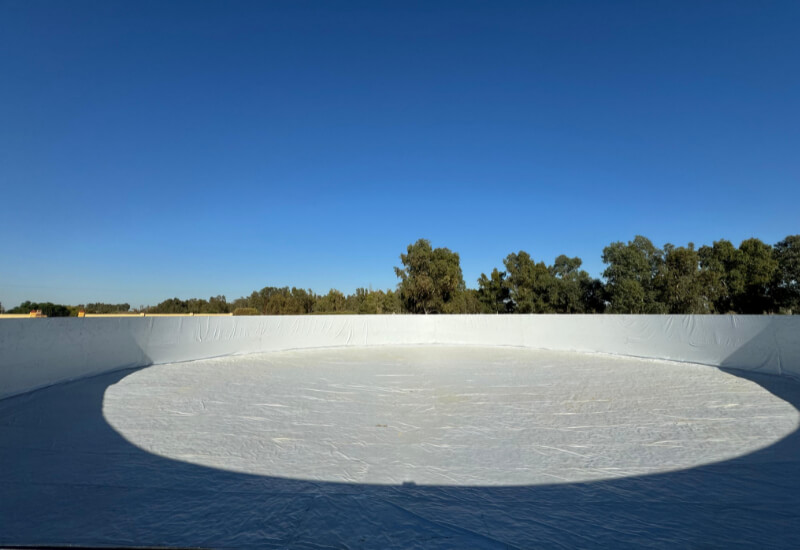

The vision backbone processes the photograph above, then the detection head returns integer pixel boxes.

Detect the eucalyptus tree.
[502,251,556,313]
[550,254,593,313]
[315,289,348,313]
[698,239,741,313]
[395,239,465,314]
[660,243,708,313]
[736,238,778,313]
[477,268,512,313]
[773,235,800,313]
[602,236,666,313]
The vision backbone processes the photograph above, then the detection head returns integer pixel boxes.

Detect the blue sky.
[1,1,798,308]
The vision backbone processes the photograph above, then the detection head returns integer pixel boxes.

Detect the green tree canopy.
[8,301,71,317]
[230,286,315,315]
[315,289,349,313]
[602,236,666,313]
[395,239,465,314]
[479,253,603,314]
[503,251,556,313]
[773,235,800,314]
[659,243,708,313]
[82,303,131,314]
[698,239,741,313]
[736,238,778,313]
[8,234,796,317]
[549,255,595,313]
[477,268,512,313]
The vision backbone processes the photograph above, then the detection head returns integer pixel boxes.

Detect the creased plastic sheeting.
[2,347,800,548]
[104,347,798,486]
[1,315,799,399]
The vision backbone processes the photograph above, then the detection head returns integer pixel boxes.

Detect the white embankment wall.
[1,315,799,399]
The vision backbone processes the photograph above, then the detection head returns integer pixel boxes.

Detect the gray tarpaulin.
[1,316,800,548]
[2,346,800,548]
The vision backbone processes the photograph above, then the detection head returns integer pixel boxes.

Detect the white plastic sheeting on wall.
[1,314,799,399]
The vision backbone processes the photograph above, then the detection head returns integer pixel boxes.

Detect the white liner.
[104,346,798,486]
[2,314,799,399]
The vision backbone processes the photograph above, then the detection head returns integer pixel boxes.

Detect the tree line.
[145,287,404,316]
[5,235,798,316]
[4,301,132,317]
[476,235,798,315]
[411,234,798,315]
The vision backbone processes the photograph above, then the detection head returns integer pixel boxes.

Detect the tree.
[550,255,592,313]
[580,277,606,313]
[83,303,131,314]
[232,307,259,316]
[736,238,778,313]
[8,301,71,317]
[462,288,484,314]
[205,295,230,314]
[602,236,666,313]
[698,239,741,313]
[381,289,402,314]
[480,253,602,314]
[315,289,348,313]
[436,287,484,314]
[698,238,778,313]
[150,298,189,314]
[660,243,708,313]
[149,296,229,314]
[395,239,465,314]
[773,235,800,314]
[477,268,512,313]
[503,251,557,313]
[292,288,316,314]
[351,288,398,314]
[259,287,290,315]
[349,287,371,313]
[240,286,313,315]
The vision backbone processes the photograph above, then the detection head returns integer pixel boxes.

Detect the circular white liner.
[103,346,799,486]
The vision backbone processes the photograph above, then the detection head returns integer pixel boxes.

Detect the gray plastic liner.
[2,316,800,547]
[2,346,800,548]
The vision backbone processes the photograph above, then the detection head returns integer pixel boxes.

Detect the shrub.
[232,307,260,316]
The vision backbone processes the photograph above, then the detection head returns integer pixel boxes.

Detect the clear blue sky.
[1,1,798,309]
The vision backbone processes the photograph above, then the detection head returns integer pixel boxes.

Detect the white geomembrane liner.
[103,346,799,486]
